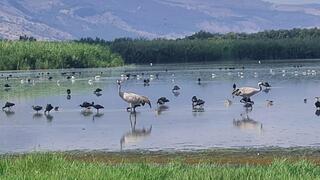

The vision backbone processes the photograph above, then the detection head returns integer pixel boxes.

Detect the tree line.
[78,28,320,64]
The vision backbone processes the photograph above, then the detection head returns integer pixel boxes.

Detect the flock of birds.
[1,64,320,120]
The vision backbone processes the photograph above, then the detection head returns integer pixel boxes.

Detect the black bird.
[198,78,201,84]
[48,76,53,80]
[44,104,54,114]
[143,79,150,86]
[157,97,170,105]
[32,105,43,113]
[80,101,94,109]
[304,98,307,103]
[172,85,180,91]
[92,104,104,113]
[94,88,102,93]
[67,89,71,95]
[54,106,59,111]
[66,76,71,79]
[4,84,10,88]
[315,97,320,109]
[233,83,236,90]
[263,82,271,88]
[2,102,15,110]
[192,96,205,108]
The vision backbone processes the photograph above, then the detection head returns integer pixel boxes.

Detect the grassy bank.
[0,41,123,70]
[1,150,320,179]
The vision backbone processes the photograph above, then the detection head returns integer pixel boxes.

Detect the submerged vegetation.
[79,28,320,64]
[0,41,123,70]
[1,153,320,179]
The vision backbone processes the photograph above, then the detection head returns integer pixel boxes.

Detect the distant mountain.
[0,0,319,40]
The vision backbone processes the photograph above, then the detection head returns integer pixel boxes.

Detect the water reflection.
[233,113,263,133]
[155,105,169,115]
[67,95,71,100]
[33,113,43,119]
[120,113,152,150]
[81,110,93,117]
[45,114,53,122]
[3,110,15,117]
[92,113,104,121]
[172,91,180,97]
[263,88,271,94]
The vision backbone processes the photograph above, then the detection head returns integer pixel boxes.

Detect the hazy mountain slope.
[0,0,319,40]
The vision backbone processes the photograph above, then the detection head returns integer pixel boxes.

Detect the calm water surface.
[1,60,320,153]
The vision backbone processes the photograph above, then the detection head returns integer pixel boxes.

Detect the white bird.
[232,82,264,98]
[88,79,93,85]
[224,99,232,107]
[56,80,60,86]
[95,75,101,81]
[117,80,151,112]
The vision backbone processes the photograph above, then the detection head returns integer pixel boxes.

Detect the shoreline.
[4,147,320,165]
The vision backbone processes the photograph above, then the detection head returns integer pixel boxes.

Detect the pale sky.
[264,0,320,4]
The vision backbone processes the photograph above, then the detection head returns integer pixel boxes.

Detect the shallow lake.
[1,60,320,153]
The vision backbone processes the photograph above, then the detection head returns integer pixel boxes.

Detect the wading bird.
[232,82,264,99]
[233,83,236,91]
[2,102,15,110]
[92,104,104,113]
[32,105,43,113]
[157,97,169,105]
[44,104,54,114]
[94,88,102,94]
[117,80,151,113]
[192,96,205,108]
[315,97,320,109]
[172,85,180,92]
[224,99,232,107]
[80,101,94,110]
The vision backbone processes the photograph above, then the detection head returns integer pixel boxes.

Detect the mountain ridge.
[0,0,319,40]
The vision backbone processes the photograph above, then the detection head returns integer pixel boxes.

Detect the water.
[1,60,320,153]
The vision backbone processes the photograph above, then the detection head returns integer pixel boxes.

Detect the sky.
[265,0,320,4]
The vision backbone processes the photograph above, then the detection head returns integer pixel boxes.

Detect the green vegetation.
[79,28,320,64]
[1,153,320,179]
[0,41,123,70]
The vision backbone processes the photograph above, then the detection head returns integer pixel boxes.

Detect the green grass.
[1,153,320,179]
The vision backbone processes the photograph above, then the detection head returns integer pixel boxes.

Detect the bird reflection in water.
[233,113,263,133]
[120,113,152,150]
[45,114,53,122]
[172,91,180,97]
[263,88,271,94]
[67,95,71,100]
[155,105,169,115]
[81,110,93,117]
[3,109,15,117]
[92,113,104,121]
[33,113,43,119]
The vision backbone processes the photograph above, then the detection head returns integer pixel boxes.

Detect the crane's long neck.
[258,84,263,92]
[118,84,124,98]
